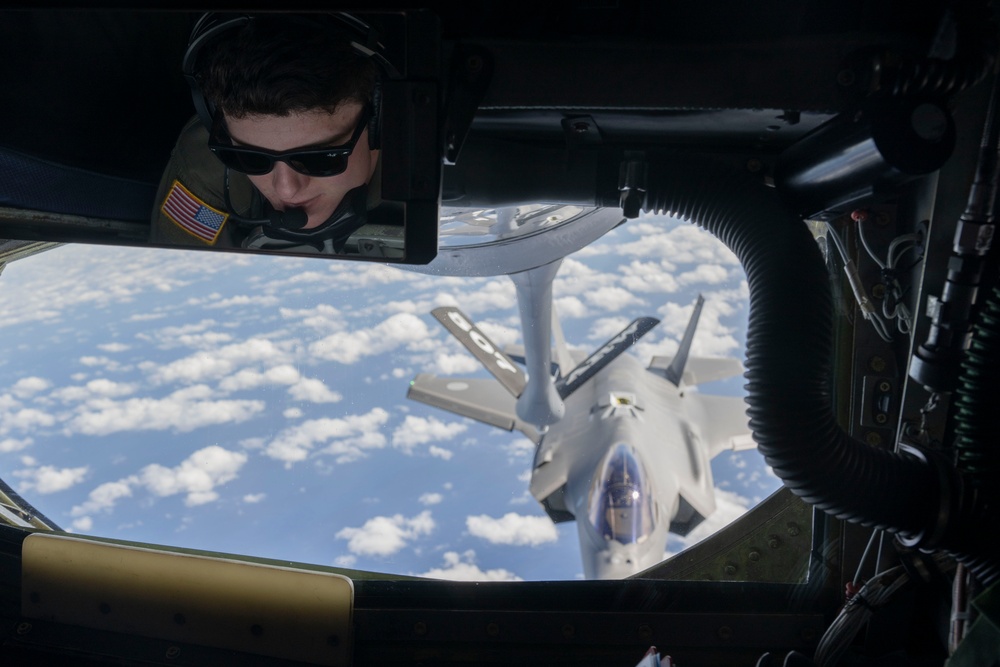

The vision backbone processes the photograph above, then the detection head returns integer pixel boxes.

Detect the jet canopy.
[587,444,655,545]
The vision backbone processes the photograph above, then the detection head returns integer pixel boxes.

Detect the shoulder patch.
[160,180,229,244]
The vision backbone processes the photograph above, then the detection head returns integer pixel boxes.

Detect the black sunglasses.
[209,107,371,177]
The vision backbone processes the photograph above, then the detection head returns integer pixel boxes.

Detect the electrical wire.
[814,552,953,667]
[823,222,895,342]
[854,218,922,335]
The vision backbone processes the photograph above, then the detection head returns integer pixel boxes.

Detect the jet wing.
[407,373,540,443]
[648,356,744,387]
[685,393,755,459]
[431,307,527,397]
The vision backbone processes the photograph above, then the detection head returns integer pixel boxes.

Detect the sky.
[0,211,780,581]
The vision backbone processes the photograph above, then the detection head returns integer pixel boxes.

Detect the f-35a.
[407,217,753,578]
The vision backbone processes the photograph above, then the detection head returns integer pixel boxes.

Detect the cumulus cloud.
[428,446,454,460]
[466,512,559,546]
[15,465,88,494]
[584,286,646,312]
[264,408,389,466]
[139,445,248,506]
[0,437,33,453]
[391,415,468,454]
[309,313,431,364]
[149,338,291,385]
[70,479,136,517]
[335,510,435,556]
[418,550,522,582]
[287,377,343,404]
[419,492,443,505]
[51,379,137,403]
[66,385,264,435]
[11,377,51,399]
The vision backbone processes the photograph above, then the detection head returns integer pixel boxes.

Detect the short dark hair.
[196,14,378,120]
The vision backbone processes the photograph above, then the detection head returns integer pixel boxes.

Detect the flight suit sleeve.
[149,116,248,248]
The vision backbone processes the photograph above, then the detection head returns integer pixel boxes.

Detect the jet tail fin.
[555,316,660,399]
[431,306,527,397]
[660,294,705,387]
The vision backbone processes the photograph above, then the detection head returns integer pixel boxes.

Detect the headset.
[181,12,398,237]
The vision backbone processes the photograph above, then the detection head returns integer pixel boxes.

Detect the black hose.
[641,158,941,536]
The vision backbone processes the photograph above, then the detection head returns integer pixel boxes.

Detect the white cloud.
[52,379,137,403]
[97,342,130,353]
[677,263,733,286]
[139,445,248,506]
[243,493,266,504]
[0,437,33,453]
[419,492,443,505]
[553,296,589,319]
[71,516,93,532]
[264,408,389,465]
[70,479,136,517]
[66,385,264,435]
[428,446,454,461]
[418,550,522,582]
[15,465,88,494]
[584,286,645,312]
[391,415,468,454]
[11,377,51,399]
[466,512,559,546]
[287,377,343,404]
[150,338,291,385]
[309,313,431,364]
[335,510,435,556]
[0,408,56,435]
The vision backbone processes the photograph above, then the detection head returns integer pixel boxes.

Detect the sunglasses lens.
[289,154,349,177]
[213,148,273,175]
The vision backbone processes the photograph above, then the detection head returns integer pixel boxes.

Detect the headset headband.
[182,12,397,150]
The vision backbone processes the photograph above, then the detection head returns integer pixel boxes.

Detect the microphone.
[268,207,309,230]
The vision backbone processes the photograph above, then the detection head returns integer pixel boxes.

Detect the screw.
[768,535,782,549]
[748,550,761,562]
[875,413,888,424]
[724,562,738,575]
[878,381,891,392]
[718,626,734,641]
[866,431,884,446]
[787,523,801,537]
[15,622,32,636]
[869,356,887,373]
[413,621,427,636]
[486,623,500,637]
[165,646,181,660]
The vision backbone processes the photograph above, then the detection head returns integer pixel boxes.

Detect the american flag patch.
[161,180,228,243]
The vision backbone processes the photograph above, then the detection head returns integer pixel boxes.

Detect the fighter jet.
[407,255,753,578]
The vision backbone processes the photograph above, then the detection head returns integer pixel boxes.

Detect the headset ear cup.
[369,79,382,151]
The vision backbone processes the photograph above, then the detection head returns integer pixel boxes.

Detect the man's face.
[224,101,378,230]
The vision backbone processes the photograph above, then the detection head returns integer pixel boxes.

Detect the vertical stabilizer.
[661,294,705,387]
